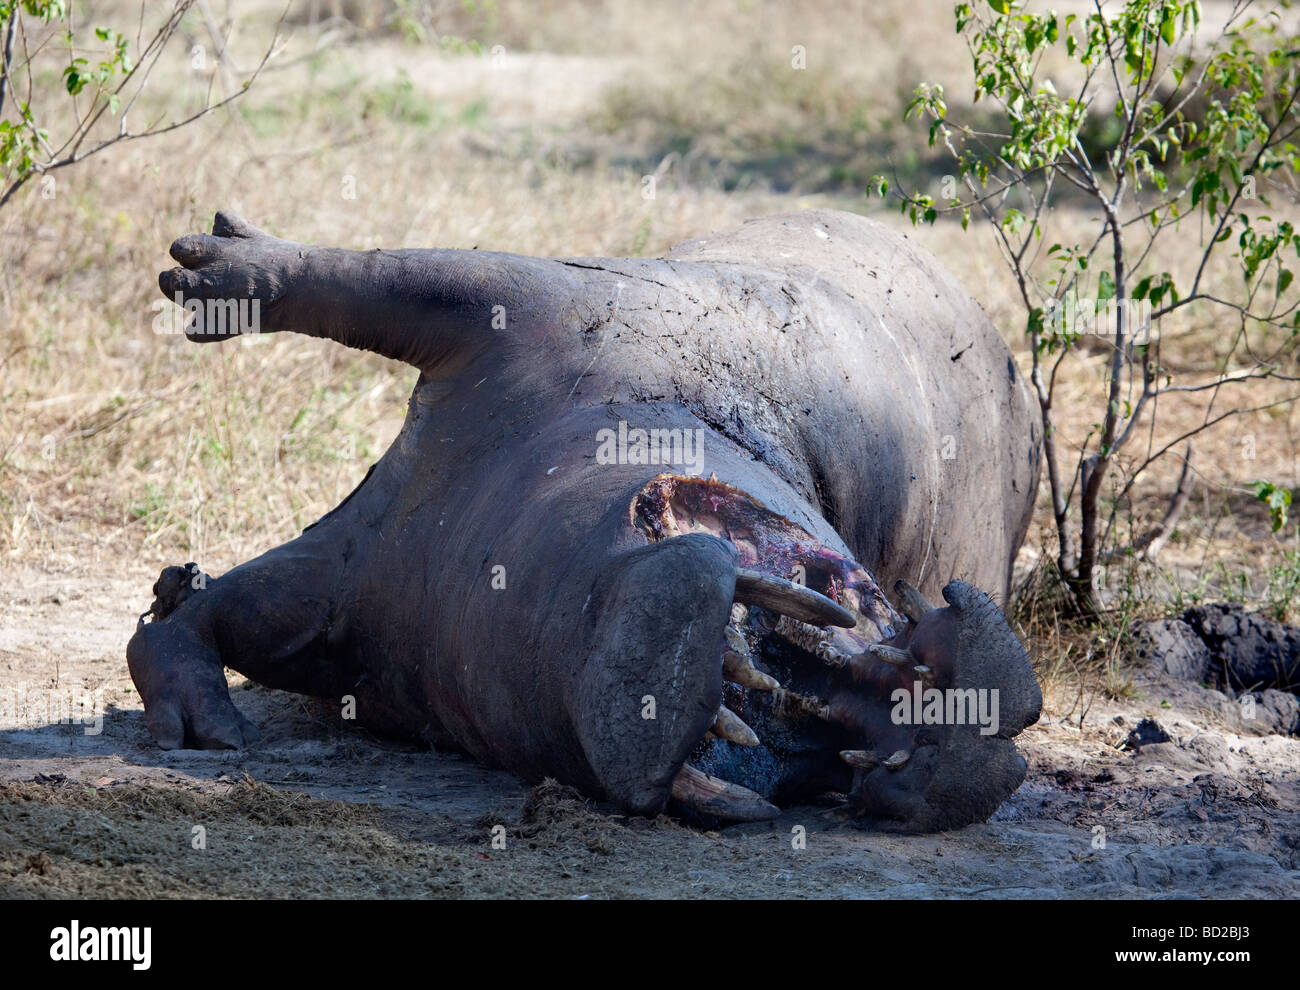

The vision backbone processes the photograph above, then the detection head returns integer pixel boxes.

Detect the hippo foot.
[636,475,1041,832]
[139,561,210,623]
[127,562,260,750]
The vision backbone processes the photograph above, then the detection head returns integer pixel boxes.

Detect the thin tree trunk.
[1073,212,1128,614]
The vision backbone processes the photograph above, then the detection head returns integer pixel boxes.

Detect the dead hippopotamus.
[127,209,1042,832]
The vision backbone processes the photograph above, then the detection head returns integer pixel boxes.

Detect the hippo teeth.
[711,704,761,746]
[860,643,913,667]
[670,763,780,821]
[839,749,880,770]
[821,648,852,669]
[721,620,781,692]
[722,648,780,691]
[635,476,931,817]
[894,580,937,623]
[723,624,750,653]
[733,568,856,628]
[771,687,832,722]
[772,614,831,654]
[883,749,911,770]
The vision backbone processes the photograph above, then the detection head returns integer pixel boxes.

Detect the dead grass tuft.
[0,774,379,827]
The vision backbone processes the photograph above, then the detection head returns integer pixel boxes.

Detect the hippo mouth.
[632,474,1040,830]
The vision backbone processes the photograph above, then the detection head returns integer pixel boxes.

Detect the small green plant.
[1218,545,1300,620]
[361,72,434,126]
[874,0,1300,617]
[1105,656,1138,699]
[0,1,281,211]
[1253,479,1292,532]
[129,482,165,521]
[387,0,495,51]
[630,216,653,256]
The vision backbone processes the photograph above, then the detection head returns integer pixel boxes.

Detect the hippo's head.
[567,473,1042,832]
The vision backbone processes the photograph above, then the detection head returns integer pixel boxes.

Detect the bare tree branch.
[1102,444,1196,563]
[0,2,286,212]
[0,9,16,123]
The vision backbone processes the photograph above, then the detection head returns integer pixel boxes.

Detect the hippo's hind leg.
[126,542,348,749]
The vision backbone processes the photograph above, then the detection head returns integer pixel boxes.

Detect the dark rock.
[1182,603,1300,693]
[1131,608,1300,738]
[1126,718,1172,749]
[1245,689,1300,736]
[1130,618,1211,681]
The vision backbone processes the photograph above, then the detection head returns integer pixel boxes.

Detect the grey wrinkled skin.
[127,209,1043,830]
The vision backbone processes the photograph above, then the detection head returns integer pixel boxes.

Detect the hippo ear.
[570,533,738,816]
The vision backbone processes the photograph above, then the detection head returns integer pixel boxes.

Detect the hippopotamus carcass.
[127,208,1043,832]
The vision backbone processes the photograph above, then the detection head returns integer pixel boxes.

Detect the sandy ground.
[1,562,1297,899]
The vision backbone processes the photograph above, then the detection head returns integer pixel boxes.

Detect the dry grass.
[2,0,1299,716]
[0,774,380,826]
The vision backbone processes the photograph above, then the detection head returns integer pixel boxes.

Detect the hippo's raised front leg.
[158,211,577,373]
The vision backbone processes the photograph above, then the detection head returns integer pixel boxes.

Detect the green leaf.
[987,0,1011,13]
[1255,480,1293,533]
[1097,270,1116,303]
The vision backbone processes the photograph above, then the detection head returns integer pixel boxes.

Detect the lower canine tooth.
[670,763,780,821]
[712,705,760,746]
[883,749,911,769]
